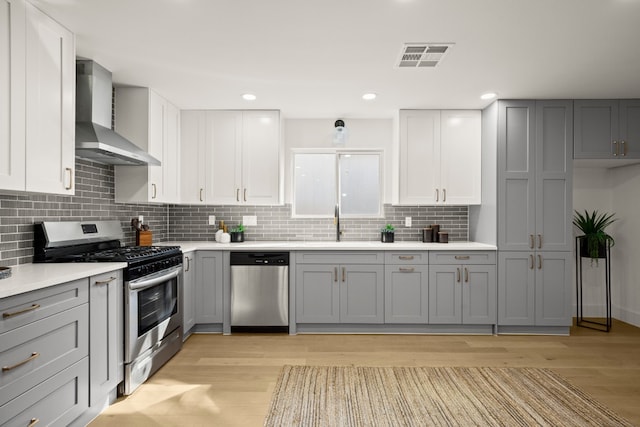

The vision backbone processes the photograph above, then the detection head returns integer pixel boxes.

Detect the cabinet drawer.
[296,251,384,265]
[385,252,428,265]
[1,279,88,334]
[429,251,496,265]
[0,304,88,406]
[0,357,88,427]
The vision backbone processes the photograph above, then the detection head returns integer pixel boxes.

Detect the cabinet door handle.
[613,140,618,157]
[621,140,627,157]
[3,303,40,318]
[244,188,247,202]
[529,235,535,249]
[443,188,446,202]
[537,234,542,249]
[454,255,470,260]
[529,254,534,270]
[435,188,439,202]
[28,418,40,427]
[152,183,157,199]
[456,267,461,282]
[185,256,190,272]
[342,267,346,283]
[64,167,73,190]
[236,188,240,202]
[464,267,469,283]
[199,188,204,202]
[94,277,117,286]
[2,352,40,372]
[398,255,414,260]
[334,267,338,282]
[399,267,415,273]
[538,254,543,269]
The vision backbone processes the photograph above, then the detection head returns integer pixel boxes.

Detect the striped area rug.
[264,366,633,426]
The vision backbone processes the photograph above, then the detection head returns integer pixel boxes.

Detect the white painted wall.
[610,164,640,326]
[573,165,640,327]
[283,118,394,204]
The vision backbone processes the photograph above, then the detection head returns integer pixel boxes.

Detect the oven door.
[125,265,183,364]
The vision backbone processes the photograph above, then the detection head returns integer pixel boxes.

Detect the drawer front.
[385,252,428,265]
[1,279,89,334]
[429,251,496,265]
[0,357,88,427]
[0,304,89,406]
[296,251,384,265]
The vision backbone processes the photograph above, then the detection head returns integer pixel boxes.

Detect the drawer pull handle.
[3,303,41,318]
[95,277,117,286]
[2,352,40,372]
[398,255,414,260]
[28,418,40,427]
[454,255,470,260]
[399,267,415,273]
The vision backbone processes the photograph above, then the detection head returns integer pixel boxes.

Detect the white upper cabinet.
[1,1,76,195]
[180,110,280,205]
[114,88,180,203]
[399,110,481,205]
[0,0,26,191]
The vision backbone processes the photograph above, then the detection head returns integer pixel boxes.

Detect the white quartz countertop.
[162,241,497,253]
[0,262,127,299]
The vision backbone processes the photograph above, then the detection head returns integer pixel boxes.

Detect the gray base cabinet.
[195,251,223,324]
[498,251,571,326]
[88,270,123,407]
[0,279,90,425]
[182,252,196,337]
[428,252,496,325]
[384,253,429,324]
[295,252,384,324]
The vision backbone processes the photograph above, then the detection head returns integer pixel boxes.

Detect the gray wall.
[168,204,468,242]
[0,159,168,266]
[0,158,469,267]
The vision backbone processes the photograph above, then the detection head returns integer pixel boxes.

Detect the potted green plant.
[573,210,616,264]
[229,224,245,243]
[381,224,395,243]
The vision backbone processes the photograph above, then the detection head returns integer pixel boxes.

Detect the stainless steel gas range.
[33,220,183,395]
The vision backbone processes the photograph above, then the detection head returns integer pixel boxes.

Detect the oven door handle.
[128,267,182,291]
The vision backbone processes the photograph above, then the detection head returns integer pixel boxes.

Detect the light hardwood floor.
[90,320,640,426]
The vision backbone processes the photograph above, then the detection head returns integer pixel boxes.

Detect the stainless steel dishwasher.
[230,252,289,332]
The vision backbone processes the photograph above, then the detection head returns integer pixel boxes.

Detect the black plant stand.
[575,237,612,332]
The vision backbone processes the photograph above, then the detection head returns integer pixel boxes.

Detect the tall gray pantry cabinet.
[495,100,573,331]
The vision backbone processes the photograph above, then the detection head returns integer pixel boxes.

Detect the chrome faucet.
[334,204,341,242]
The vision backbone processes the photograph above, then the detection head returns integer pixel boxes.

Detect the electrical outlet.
[405,217,412,227]
[208,215,216,225]
[243,215,257,226]
[138,215,144,225]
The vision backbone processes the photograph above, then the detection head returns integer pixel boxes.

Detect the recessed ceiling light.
[362,93,377,100]
[242,93,256,101]
[481,92,497,100]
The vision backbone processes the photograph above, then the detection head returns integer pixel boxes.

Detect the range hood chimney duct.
[75,60,161,166]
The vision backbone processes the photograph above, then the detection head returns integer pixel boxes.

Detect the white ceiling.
[33,0,640,119]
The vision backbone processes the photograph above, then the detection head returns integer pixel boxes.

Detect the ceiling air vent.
[397,43,454,68]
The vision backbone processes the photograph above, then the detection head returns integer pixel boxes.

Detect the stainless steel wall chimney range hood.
[75,60,160,166]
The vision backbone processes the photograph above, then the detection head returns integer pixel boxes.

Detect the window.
[293,151,382,218]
